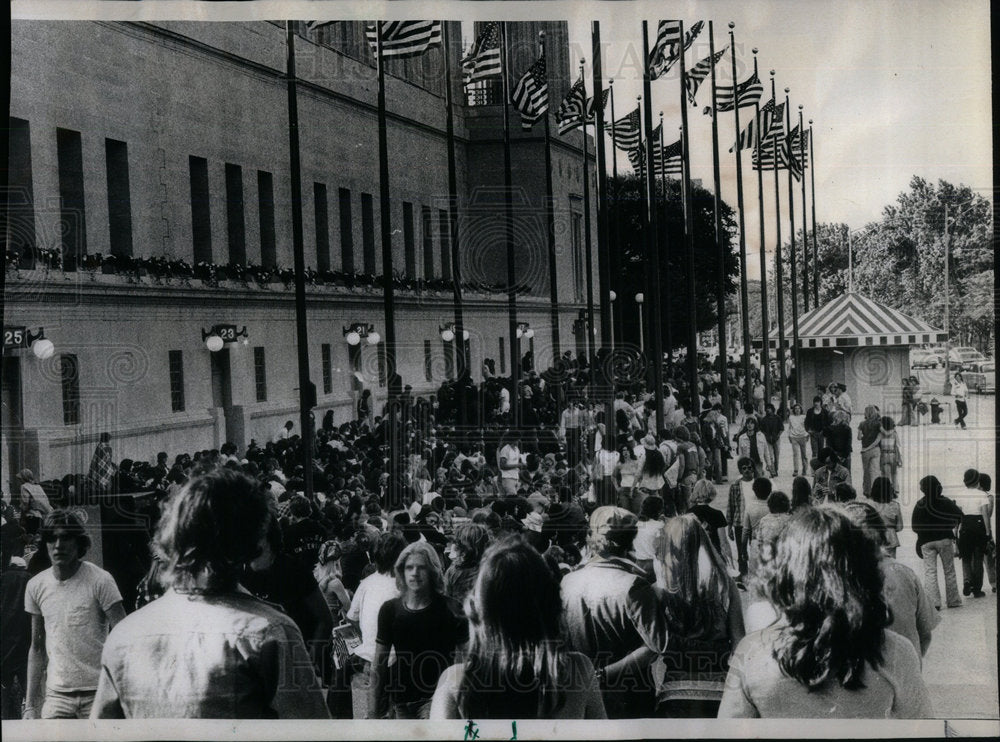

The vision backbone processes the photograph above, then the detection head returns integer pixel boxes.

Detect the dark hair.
[767,491,790,514]
[752,477,773,500]
[640,447,667,479]
[374,531,407,574]
[458,537,570,718]
[833,483,857,503]
[640,495,664,521]
[869,477,895,504]
[40,510,91,557]
[880,416,895,431]
[919,475,943,500]
[288,495,311,519]
[154,469,270,593]
[791,477,812,510]
[736,456,753,472]
[761,507,891,690]
[979,473,992,491]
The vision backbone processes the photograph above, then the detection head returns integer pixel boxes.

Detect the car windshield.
[982,363,994,373]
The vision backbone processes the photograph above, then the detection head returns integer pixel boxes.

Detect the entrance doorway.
[209,348,237,444]
[2,356,24,494]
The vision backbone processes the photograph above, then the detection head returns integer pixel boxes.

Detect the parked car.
[949,346,988,370]
[911,349,944,369]
[963,361,995,394]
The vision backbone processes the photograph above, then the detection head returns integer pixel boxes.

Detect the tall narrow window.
[438,209,452,280]
[499,337,506,374]
[258,171,276,268]
[403,202,416,278]
[571,211,584,302]
[60,354,80,425]
[56,128,87,268]
[104,139,133,258]
[314,183,330,271]
[422,206,434,279]
[377,343,387,387]
[8,118,36,268]
[225,163,246,264]
[322,343,332,394]
[338,187,354,273]
[424,340,433,381]
[188,155,212,263]
[253,346,267,401]
[168,350,185,412]
[361,193,376,274]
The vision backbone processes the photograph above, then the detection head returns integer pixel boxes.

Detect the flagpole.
[784,87,801,407]
[678,20,699,408]
[443,21,467,425]
[641,23,665,430]
[809,118,819,308]
[637,96,650,375]
[592,21,614,447]
[540,31,561,361]
[658,113,675,369]
[499,23,521,428]
[769,70,788,415]
[798,106,810,313]
[285,23,314,499]
[578,61,596,383]
[729,24,752,407]
[375,23,405,506]
[609,80,621,355]
[708,21,730,423]
[752,51,772,402]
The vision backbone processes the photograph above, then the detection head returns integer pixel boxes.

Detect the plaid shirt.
[88,442,116,489]
[728,479,751,531]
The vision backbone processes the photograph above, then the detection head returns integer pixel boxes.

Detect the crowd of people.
[1,354,995,722]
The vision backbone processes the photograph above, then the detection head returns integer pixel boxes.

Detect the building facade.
[3,20,601,488]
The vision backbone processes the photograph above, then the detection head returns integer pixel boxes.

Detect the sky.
[12,0,994,280]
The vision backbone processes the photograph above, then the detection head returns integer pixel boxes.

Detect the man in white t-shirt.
[497,434,523,497]
[23,510,124,719]
[346,532,405,717]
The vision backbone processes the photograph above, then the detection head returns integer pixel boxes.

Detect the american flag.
[715,71,764,112]
[752,125,806,179]
[732,99,784,152]
[365,21,442,58]
[556,76,588,135]
[684,47,727,106]
[511,54,548,131]
[628,128,683,177]
[610,107,641,151]
[586,89,610,121]
[649,20,704,80]
[462,22,502,82]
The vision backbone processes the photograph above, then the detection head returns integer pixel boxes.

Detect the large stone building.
[3,20,601,488]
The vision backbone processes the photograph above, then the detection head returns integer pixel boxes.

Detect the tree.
[775,177,993,352]
[608,174,740,356]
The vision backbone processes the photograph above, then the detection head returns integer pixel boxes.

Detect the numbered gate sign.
[3,326,29,349]
[216,325,238,343]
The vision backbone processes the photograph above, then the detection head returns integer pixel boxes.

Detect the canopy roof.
[756,291,948,349]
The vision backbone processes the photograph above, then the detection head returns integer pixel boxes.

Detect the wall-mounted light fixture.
[439,322,470,342]
[343,323,379,346]
[202,324,249,351]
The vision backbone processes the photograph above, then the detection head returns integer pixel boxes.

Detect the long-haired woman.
[314,540,351,622]
[430,537,606,719]
[718,506,933,718]
[632,436,667,514]
[653,514,745,717]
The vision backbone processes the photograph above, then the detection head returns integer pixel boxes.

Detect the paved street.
[712,383,997,719]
